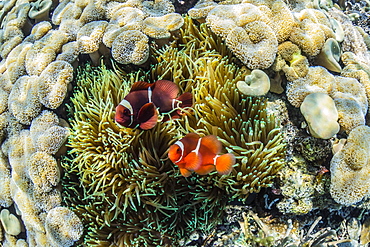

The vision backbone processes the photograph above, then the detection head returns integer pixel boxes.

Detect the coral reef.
[62,17,285,246]
[1,0,370,245]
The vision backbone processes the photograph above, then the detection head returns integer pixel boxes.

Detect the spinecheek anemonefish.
[168,133,235,177]
[115,80,192,130]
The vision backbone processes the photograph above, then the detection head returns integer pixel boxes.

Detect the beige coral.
[245,0,296,43]
[56,41,80,64]
[287,66,368,134]
[289,19,326,56]
[8,75,42,125]
[286,66,335,107]
[28,152,60,193]
[237,69,270,96]
[315,38,342,73]
[206,3,278,69]
[0,2,30,59]
[226,21,277,69]
[30,110,70,155]
[272,41,309,81]
[38,60,74,109]
[142,13,184,39]
[141,0,175,17]
[79,0,106,24]
[111,30,149,65]
[23,21,52,43]
[300,92,339,139]
[188,0,218,19]
[0,151,12,207]
[330,125,370,205]
[77,20,108,54]
[51,1,82,26]
[0,209,21,236]
[45,207,83,247]
[28,0,53,22]
[4,42,32,85]
[109,6,145,29]
[206,3,261,39]
[25,30,68,76]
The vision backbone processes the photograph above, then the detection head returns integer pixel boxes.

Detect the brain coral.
[330,125,370,206]
[62,17,285,246]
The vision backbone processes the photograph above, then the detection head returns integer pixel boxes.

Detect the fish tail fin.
[215,153,235,175]
[176,92,193,108]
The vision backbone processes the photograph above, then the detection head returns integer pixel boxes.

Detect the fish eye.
[123,108,130,115]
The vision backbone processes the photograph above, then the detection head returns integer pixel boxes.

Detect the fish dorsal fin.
[153,80,179,99]
[201,135,222,154]
[130,81,152,92]
[137,102,158,130]
[184,151,202,171]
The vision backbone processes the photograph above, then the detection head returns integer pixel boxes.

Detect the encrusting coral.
[62,16,285,246]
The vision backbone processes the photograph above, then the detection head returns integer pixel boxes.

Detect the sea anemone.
[62,16,285,246]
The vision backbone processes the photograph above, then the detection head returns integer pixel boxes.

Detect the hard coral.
[244,0,296,43]
[8,75,42,125]
[300,92,339,139]
[330,125,370,205]
[111,30,149,65]
[0,151,12,207]
[28,151,60,193]
[273,41,309,81]
[287,66,368,134]
[38,60,74,109]
[142,13,184,39]
[237,69,270,96]
[25,30,68,76]
[45,207,83,247]
[206,3,278,69]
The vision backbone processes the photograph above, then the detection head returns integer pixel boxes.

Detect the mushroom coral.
[62,17,285,246]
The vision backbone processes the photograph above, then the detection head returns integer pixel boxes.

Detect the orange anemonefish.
[115,80,192,130]
[168,133,235,177]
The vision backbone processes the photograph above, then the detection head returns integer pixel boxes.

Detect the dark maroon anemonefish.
[168,133,235,177]
[115,80,192,130]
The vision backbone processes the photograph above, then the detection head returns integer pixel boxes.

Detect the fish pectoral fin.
[201,135,222,154]
[180,168,192,177]
[138,102,158,130]
[184,152,202,171]
[194,164,215,175]
[215,153,235,175]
